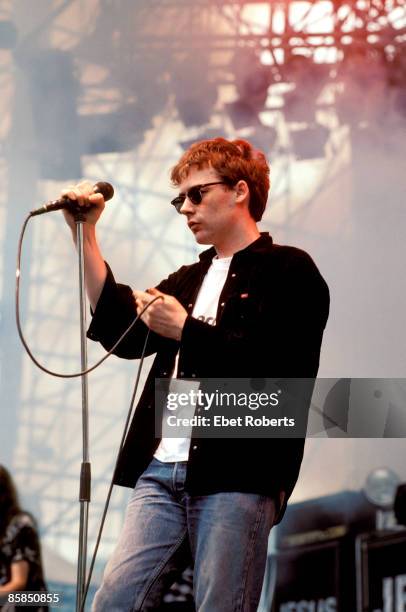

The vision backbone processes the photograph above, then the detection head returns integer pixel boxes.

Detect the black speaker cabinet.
[271,536,355,611]
[356,529,406,612]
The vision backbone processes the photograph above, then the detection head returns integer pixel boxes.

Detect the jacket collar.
[198,232,273,262]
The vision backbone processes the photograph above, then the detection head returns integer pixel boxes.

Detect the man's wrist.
[174,312,188,341]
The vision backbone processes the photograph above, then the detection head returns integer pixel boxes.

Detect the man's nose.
[179,197,195,215]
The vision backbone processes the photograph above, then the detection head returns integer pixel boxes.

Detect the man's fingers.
[77,180,93,191]
[88,193,104,205]
[134,289,165,302]
[133,290,151,303]
[146,288,165,303]
[60,181,95,207]
[134,291,154,315]
[61,189,77,200]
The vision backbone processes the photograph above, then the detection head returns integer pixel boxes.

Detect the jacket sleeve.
[87,262,183,359]
[277,248,330,376]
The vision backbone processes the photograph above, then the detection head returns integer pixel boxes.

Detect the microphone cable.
[15,213,163,610]
[16,213,163,377]
[79,327,151,612]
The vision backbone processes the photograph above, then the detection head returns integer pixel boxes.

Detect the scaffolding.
[0,0,404,570]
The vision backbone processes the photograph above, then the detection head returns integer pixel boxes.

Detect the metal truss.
[0,0,403,572]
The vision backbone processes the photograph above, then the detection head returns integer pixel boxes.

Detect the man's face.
[176,166,239,247]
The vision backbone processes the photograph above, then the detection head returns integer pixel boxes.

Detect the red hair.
[170,138,270,221]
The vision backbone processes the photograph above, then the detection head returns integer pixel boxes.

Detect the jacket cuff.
[181,315,218,348]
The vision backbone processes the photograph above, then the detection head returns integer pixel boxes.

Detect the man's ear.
[235,180,250,204]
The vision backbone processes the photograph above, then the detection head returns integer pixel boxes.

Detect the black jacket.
[87,233,329,521]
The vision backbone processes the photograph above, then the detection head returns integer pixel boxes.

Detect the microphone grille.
[94,181,114,202]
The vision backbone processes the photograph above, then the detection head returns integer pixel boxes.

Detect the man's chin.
[194,234,211,245]
[192,229,210,244]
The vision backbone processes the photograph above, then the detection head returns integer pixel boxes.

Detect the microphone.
[30,181,114,217]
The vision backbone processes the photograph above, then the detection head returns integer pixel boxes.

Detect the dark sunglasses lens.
[171,196,185,212]
[171,186,205,212]
[188,187,202,205]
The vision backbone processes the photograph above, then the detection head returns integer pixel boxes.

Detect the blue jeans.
[92,458,276,612]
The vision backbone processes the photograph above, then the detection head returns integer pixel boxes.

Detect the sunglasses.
[170,181,227,213]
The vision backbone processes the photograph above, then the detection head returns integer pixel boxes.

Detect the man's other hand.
[134,288,187,341]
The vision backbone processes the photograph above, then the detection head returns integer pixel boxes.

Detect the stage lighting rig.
[226,48,274,129]
[171,55,218,128]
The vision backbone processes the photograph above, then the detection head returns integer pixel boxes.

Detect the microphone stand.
[74,211,91,612]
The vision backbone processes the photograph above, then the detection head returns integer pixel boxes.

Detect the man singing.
[62,138,329,611]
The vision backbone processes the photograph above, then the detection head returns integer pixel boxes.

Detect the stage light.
[363,467,400,530]
[364,468,400,510]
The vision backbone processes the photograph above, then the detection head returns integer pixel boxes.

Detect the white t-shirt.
[154,256,232,462]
